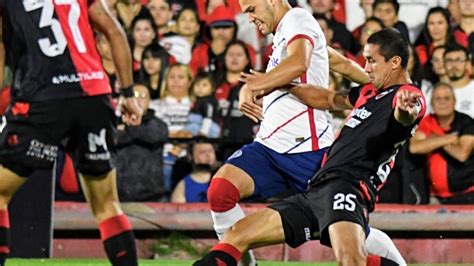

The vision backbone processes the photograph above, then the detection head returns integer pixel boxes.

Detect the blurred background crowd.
[1,0,472,205]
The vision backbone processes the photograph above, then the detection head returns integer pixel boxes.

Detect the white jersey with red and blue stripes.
[255,7,333,154]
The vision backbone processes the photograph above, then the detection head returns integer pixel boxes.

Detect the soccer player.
[0,1,142,265]
[207,0,404,265]
[195,28,425,266]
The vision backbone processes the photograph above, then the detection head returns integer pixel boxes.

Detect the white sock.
[211,204,257,266]
[366,227,407,266]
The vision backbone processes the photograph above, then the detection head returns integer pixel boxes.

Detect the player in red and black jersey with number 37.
[194,29,426,266]
[0,1,142,265]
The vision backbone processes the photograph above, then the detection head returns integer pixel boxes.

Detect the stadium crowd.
[1,0,473,205]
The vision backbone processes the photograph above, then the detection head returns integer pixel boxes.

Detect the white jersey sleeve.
[256,8,334,154]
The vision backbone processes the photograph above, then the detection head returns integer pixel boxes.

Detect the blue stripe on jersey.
[263,92,290,114]
[283,124,330,154]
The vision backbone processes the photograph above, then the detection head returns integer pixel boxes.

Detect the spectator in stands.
[454,0,474,60]
[137,43,171,100]
[308,0,356,53]
[415,7,456,66]
[214,40,259,158]
[410,83,474,204]
[116,84,168,202]
[185,73,221,138]
[171,140,220,203]
[444,45,474,118]
[174,8,203,49]
[354,16,385,67]
[130,15,158,71]
[116,0,146,30]
[426,45,450,84]
[151,63,194,138]
[148,0,174,37]
[189,5,256,76]
[373,0,410,42]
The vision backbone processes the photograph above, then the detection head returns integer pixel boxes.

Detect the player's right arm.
[288,84,353,111]
[88,0,143,126]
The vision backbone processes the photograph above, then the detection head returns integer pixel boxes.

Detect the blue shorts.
[226,141,327,200]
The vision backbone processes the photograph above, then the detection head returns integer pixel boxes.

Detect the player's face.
[240,0,274,35]
[431,86,455,117]
[444,51,469,81]
[225,44,250,73]
[427,12,448,43]
[363,44,394,89]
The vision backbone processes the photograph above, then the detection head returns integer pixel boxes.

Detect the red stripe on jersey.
[261,110,306,140]
[54,1,111,96]
[392,84,426,119]
[288,34,314,48]
[307,107,318,150]
[354,84,376,109]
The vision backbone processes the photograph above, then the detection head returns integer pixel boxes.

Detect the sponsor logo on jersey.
[345,107,372,128]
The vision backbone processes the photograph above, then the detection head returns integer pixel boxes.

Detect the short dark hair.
[443,44,469,59]
[373,0,400,14]
[367,28,409,68]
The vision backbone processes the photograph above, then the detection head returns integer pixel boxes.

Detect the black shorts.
[268,176,369,248]
[0,95,117,177]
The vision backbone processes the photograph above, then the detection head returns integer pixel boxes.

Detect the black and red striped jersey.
[310,83,426,199]
[1,0,111,102]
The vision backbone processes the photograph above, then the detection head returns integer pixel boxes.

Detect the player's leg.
[194,208,286,266]
[75,95,137,266]
[79,170,137,266]
[329,221,368,266]
[366,227,406,265]
[208,163,256,265]
[0,167,26,265]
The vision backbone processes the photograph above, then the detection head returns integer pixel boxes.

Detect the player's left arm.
[328,46,369,85]
[394,87,425,127]
[442,134,474,162]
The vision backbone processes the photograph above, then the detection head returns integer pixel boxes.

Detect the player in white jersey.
[206,0,405,265]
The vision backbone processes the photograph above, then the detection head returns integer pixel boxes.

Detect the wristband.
[120,85,134,98]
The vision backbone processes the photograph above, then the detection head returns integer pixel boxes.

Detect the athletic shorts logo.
[304,227,311,241]
[88,128,108,153]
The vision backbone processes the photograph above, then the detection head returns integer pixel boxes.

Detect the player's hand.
[239,84,263,123]
[120,97,143,126]
[239,69,264,90]
[396,89,422,117]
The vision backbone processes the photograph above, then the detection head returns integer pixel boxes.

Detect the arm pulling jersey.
[255,8,334,154]
[1,0,111,102]
[311,84,426,203]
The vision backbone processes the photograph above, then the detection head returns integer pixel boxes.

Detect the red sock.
[0,209,10,264]
[99,214,137,266]
[211,243,242,262]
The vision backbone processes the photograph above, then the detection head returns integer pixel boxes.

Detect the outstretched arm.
[328,46,369,85]
[289,84,353,111]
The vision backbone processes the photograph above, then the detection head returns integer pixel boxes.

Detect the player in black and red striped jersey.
[0,1,142,265]
[194,28,426,266]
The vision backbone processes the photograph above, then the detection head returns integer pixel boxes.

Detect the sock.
[208,178,257,266]
[0,210,10,266]
[99,214,138,266]
[366,228,406,266]
[193,243,241,266]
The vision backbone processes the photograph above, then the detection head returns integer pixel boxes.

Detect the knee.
[208,178,241,212]
[334,246,367,266]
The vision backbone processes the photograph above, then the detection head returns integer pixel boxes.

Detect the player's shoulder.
[396,83,422,93]
[285,7,315,22]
